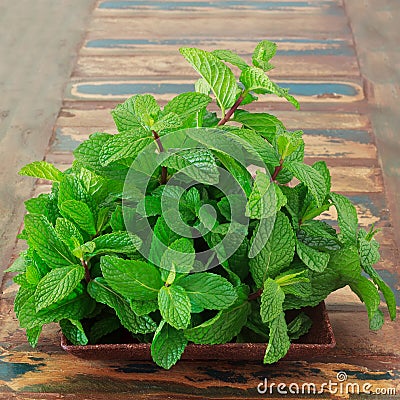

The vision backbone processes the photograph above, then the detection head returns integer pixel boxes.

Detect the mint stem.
[82,259,91,283]
[152,130,168,185]
[271,159,283,181]
[217,93,245,126]
[248,288,263,301]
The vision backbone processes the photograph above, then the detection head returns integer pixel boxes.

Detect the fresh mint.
[10,40,396,369]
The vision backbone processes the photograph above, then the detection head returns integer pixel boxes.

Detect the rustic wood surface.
[1,0,399,398]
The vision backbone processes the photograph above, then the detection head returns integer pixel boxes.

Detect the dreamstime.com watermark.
[257,371,397,396]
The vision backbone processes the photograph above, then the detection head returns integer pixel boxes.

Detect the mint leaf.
[160,238,195,278]
[88,278,156,334]
[240,66,299,109]
[60,319,88,345]
[152,112,182,132]
[260,278,285,323]
[55,218,84,251]
[19,161,64,182]
[26,326,42,348]
[90,232,142,256]
[111,95,143,133]
[184,286,250,344]
[276,130,303,160]
[89,315,120,344]
[212,49,249,70]
[297,220,341,251]
[179,272,237,311]
[264,312,290,364]
[286,161,327,207]
[363,264,396,321]
[151,321,188,369]
[233,109,284,139]
[134,94,161,129]
[35,264,85,311]
[24,214,76,268]
[60,200,97,236]
[99,131,154,166]
[5,253,28,273]
[252,40,277,71]
[194,78,211,95]
[180,47,237,113]
[100,256,163,300]
[158,285,191,330]
[25,193,60,225]
[162,148,219,185]
[330,192,358,245]
[163,92,211,125]
[249,212,295,285]
[350,276,383,330]
[287,312,312,340]
[312,161,331,193]
[296,241,330,272]
[275,270,311,299]
[130,299,158,316]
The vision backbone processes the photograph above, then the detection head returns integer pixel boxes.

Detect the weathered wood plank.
[87,14,351,41]
[55,108,370,130]
[74,54,359,79]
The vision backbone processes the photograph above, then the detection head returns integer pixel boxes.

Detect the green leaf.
[212,49,249,70]
[240,66,299,109]
[287,312,312,340]
[158,285,191,330]
[160,238,195,278]
[275,270,311,299]
[35,264,85,311]
[162,148,219,185]
[312,160,331,194]
[233,109,284,140]
[194,78,211,95]
[246,172,285,219]
[179,273,237,311]
[60,200,97,236]
[90,315,120,344]
[151,321,188,369]
[152,112,182,132]
[111,95,143,133]
[276,131,303,160]
[99,131,154,166]
[90,232,142,256]
[19,161,64,182]
[25,193,60,224]
[297,220,341,251]
[129,299,158,316]
[330,192,358,245]
[264,312,290,364]
[184,286,251,344]
[5,253,28,273]
[60,319,88,345]
[88,278,156,334]
[363,264,396,321]
[350,276,383,330]
[286,161,327,207]
[252,40,277,71]
[55,218,84,251]
[19,290,95,329]
[249,212,295,285]
[163,92,211,125]
[100,256,163,300]
[260,278,285,323]
[134,94,161,129]
[296,241,330,272]
[26,326,42,348]
[180,47,237,113]
[137,196,162,217]
[24,214,76,268]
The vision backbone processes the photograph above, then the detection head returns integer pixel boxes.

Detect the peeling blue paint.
[86,38,354,56]
[0,360,44,382]
[52,128,82,152]
[304,130,372,144]
[74,82,358,98]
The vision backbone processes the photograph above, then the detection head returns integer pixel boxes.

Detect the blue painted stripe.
[86,38,354,56]
[75,82,358,97]
[304,130,372,144]
[99,1,335,11]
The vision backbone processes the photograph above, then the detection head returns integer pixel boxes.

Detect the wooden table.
[1,0,399,398]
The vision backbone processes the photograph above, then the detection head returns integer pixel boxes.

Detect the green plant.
[8,40,396,369]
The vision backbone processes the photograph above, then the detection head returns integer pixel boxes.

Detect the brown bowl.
[61,302,335,361]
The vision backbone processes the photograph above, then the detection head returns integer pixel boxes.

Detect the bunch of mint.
[8,41,396,369]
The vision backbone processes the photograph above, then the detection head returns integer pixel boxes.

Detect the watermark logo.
[257,371,397,396]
